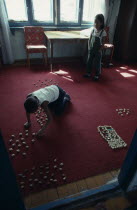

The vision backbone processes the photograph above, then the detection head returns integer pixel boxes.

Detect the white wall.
[11,30,88,61]
[10,0,121,61]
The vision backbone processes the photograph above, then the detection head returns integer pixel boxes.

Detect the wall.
[10,0,120,61]
[10,30,88,60]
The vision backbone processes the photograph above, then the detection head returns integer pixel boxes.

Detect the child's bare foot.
[24,122,31,129]
[83,74,91,78]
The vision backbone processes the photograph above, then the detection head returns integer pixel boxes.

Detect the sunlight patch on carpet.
[128,69,137,74]
[120,72,135,78]
[120,66,128,69]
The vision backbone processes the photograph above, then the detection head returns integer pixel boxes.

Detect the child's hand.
[36,129,44,138]
[24,122,31,129]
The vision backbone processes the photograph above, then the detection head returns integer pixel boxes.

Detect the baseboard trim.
[13,57,84,66]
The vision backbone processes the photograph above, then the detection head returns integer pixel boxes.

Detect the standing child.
[84,14,107,81]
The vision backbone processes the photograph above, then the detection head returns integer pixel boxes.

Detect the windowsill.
[10,25,93,33]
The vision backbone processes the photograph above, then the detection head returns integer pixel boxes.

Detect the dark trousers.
[48,86,69,115]
[86,49,102,76]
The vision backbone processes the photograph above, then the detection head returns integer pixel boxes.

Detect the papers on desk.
[80,27,93,38]
[45,31,89,39]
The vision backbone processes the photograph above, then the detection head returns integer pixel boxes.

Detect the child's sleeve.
[89,28,94,39]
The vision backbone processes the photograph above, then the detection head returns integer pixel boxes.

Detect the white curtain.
[0,0,14,64]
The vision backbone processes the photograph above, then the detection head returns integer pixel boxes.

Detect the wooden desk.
[44,30,89,71]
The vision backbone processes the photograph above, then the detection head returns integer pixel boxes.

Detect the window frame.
[57,0,81,26]
[81,0,106,25]
[7,0,94,28]
[31,0,55,26]
[81,0,94,24]
[8,0,56,27]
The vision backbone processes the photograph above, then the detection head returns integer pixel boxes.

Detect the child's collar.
[94,28,102,32]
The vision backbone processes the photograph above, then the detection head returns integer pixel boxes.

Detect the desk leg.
[50,40,53,72]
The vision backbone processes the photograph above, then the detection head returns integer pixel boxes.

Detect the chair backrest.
[24,26,45,45]
[104,26,109,43]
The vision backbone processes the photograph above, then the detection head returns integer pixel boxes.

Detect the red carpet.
[0,62,137,195]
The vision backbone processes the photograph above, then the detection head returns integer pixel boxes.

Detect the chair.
[24,26,48,67]
[103,26,114,66]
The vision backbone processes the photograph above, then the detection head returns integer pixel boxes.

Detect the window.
[5,0,27,21]
[82,0,106,23]
[32,0,53,23]
[5,0,106,27]
[60,0,80,24]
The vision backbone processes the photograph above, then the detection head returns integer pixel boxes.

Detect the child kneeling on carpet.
[84,14,107,81]
[24,85,71,137]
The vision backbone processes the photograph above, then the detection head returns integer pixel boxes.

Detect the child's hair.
[95,14,105,29]
[24,96,39,113]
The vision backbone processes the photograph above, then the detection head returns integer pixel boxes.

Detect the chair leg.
[110,46,114,64]
[27,53,30,67]
[43,53,45,66]
[46,52,48,65]
[102,48,107,65]
[43,52,48,67]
